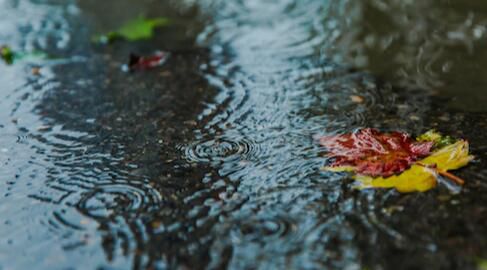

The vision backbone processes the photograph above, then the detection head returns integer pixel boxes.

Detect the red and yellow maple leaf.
[319,129,473,192]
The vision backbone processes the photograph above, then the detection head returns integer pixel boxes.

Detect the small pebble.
[36,125,51,132]
[350,95,364,103]
[31,67,41,76]
[439,115,450,122]
[184,120,197,126]
[80,219,90,225]
[160,71,172,77]
[409,115,420,121]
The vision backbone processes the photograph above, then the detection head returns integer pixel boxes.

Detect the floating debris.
[93,16,170,44]
[123,51,169,72]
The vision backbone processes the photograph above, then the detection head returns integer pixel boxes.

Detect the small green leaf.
[1,45,14,65]
[93,16,170,44]
[417,129,456,149]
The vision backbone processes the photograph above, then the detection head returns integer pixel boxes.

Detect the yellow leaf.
[416,129,456,148]
[355,165,437,192]
[420,140,473,171]
[355,140,473,193]
[416,130,442,142]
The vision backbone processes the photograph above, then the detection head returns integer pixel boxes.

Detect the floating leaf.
[125,51,169,71]
[420,140,473,171]
[319,129,474,192]
[1,45,14,64]
[319,128,433,177]
[417,129,456,148]
[354,164,436,192]
[93,16,170,44]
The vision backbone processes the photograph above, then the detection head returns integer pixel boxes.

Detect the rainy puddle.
[1,0,487,269]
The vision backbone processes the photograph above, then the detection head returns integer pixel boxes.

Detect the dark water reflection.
[1,0,487,269]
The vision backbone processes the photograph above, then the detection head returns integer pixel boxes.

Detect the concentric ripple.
[183,135,263,164]
[230,214,297,242]
[76,183,163,219]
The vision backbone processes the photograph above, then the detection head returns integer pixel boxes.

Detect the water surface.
[1,0,487,269]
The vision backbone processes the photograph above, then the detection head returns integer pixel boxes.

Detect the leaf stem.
[415,162,465,185]
[437,170,465,185]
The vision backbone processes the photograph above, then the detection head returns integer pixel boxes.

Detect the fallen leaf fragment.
[93,16,170,44]
[1,45,14,64]
[421,140,473,171]
[125,51,169,71]
[417,129,456,148]
[354,164,436,192]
